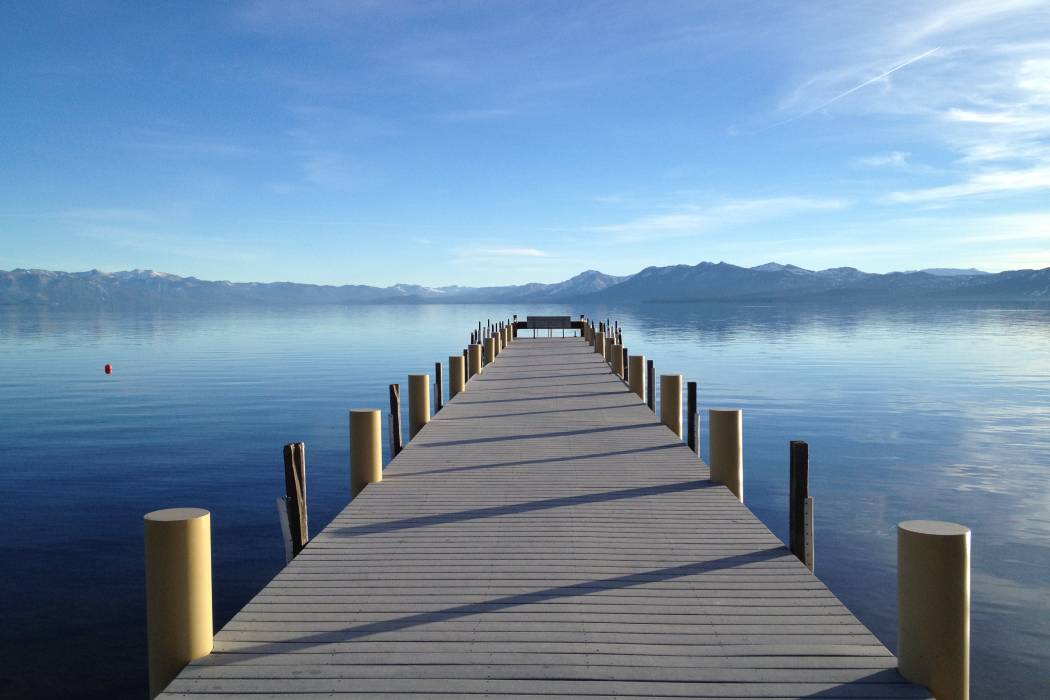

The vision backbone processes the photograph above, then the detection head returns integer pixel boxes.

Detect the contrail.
[767,46,941,129]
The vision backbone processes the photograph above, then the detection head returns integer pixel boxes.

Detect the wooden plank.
[159,337,928,699]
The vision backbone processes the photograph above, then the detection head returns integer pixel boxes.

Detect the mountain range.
[1,263,1047,309]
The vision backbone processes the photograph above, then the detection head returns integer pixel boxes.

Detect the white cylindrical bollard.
[145,507,212,699]
[898,520,970,700]
[350,409,382,497]
[408,374,431,438]
[628,355,645,399]
[709,408,743,501]
[449,355,465,397]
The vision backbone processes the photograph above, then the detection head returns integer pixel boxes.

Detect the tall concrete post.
[709,408,743,501]
[350,409,382,498]
[408,374,431,438]
[145,508,212,699]
[449,355,465,397]
[898,520,971,700]
[660,374,683,438]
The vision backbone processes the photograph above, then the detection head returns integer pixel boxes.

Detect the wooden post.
[388,384,403,457]
[350,409,382,497]
[687,382,699,455]
[611,343,624,377]
[789,440,809,566]
[145,508,212,699]
[484,336,496,365]
[629,355,645,399]
[660,374,683,438]
[282,442,308,557]
[710,409,743,502]
[622,347,629,381]
[646,359,655,410]
[898,521,971,700]
[408,374,430,439]
[449,355,465,398]
[434,361,443,412]
[805,496,815,572]
[468,343,482,378]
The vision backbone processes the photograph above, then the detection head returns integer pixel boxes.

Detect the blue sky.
[2,1,1049,286]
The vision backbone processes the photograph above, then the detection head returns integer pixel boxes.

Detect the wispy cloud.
[233,0,421,33]
[769,47,940,128]
[856,151,911,168]
[957,212,1050,243]
[476,247,550,258]
[771,1,1050,202]
[434,108,516,122]
[587,196,848,242]
[76,227,272,267]
[886,167,1050,203]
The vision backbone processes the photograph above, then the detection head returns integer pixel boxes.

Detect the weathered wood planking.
[160,338,929,699]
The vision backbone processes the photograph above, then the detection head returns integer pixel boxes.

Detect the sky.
[2,1,1050,286]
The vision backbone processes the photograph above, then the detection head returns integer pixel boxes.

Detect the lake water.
[2,303,1048,698]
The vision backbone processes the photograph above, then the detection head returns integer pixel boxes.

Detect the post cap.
[899,520,970,537]
[144,507,209,523]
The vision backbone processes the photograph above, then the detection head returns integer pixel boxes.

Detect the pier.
[149,320,961,699]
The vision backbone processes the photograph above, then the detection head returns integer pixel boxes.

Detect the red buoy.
[104,364,113,375]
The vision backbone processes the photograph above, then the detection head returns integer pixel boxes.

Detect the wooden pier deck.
[161,337,930,699]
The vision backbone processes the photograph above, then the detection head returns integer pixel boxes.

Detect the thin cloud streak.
[476,247,550,258]
[586,197,849,243]
[766,47,941,129]
[886,167,1050,203]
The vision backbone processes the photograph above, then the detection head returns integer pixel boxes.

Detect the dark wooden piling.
[646,359,655,410]
[622,347,629,381]
[790,440,813,570]
[687,381,699,455]
[282,442,308,557]
[434,361,443,412]
[389,384,403,458]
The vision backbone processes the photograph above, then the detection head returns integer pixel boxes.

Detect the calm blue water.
[2,303,1048,698]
